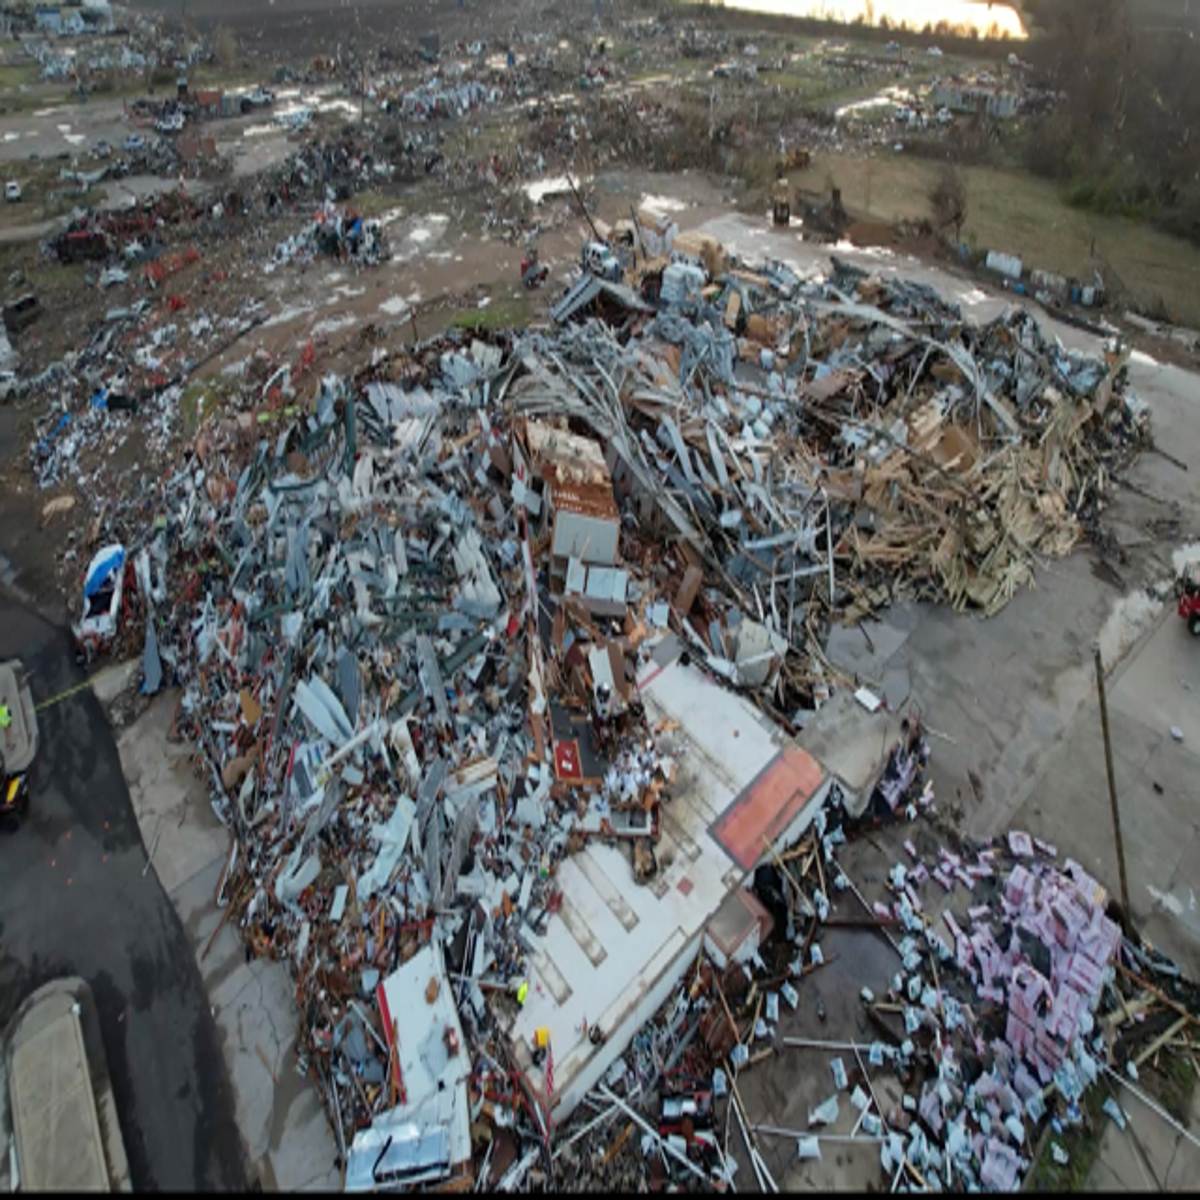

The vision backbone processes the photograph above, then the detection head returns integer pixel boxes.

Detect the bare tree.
[929,166,968,243]
[212,25,239,67]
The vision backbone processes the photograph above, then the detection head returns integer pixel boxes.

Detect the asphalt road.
[0,600,250,1191]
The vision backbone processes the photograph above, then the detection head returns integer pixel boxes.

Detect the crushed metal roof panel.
[30,216,1159,1191]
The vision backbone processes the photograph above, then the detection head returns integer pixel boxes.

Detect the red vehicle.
[521,257,548,289]
[1179,568,1200,635]
[520,245,548,289]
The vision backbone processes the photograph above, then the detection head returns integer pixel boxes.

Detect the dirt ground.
[0,159,732,629]
[3,3,1200,1189]
[130,0,610,57]
[792,150,1200,328]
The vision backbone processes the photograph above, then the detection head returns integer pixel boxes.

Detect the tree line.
[1021,0,1200,242]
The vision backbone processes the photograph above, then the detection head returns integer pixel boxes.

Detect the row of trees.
[1021,0,1200,240]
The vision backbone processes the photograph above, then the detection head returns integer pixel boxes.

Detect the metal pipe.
[755,1147,779,1194]
[754,1125,886,1143]
[474,1140,494,1192]
[347,1001,390,1055]
[730,1084,767,1192]
[823,490,835,606]
[852,1042,893,1138]
[553,1104,621,1157]
[1093,644,1131,917]
[316,718,382,773]
[596,1085,709,1184]
[783,1036,871,1052]
[842,872,903,957]
[1102,1065,1200,1152]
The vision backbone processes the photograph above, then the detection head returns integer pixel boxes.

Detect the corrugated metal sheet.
[550,274,652,325]
[550,273,602,324]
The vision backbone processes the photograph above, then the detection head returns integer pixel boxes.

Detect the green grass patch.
[789,149,1200,327]
[88,74,163,102]
[760,70,814,93]
[451,291,531,334]
[347,189,398,219]
[187,67,263,92]
[0,85,72,115]
[26,260,78,290]
[177,382,208,437]
[0,63,39,90]
[1146,1043,1198,1125]
[177,380,235,437]
[1067,175,1158,222]
[1027,1086,1108,1192]
[461,119,523,158]
[630,66,672,83]
[0,159,86,230]
[759,70,896,112]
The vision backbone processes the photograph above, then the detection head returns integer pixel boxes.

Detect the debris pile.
[28,293,268,492]
[783,813,1196,1195]
[270,201,390,268]
[395,78,498,120]
[524,251,1148,715]
[849,835,1126,1193]
[558,729,1195,1195]
[26,234,1160,1188]
[147,352,679,1178]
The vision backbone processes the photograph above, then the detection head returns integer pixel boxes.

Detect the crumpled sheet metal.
[62,240,1150,1176]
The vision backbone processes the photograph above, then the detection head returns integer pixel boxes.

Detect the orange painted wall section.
[710,745,824,870]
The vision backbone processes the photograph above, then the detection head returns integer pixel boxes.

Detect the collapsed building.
[26,223,1169,1189]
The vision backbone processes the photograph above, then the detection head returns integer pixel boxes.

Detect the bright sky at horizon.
[716,0,1028,39]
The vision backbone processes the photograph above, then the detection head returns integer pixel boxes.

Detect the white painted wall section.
[550,510,620,566]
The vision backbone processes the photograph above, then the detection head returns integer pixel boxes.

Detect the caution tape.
[34,665,129,713]
[34,676,96,710]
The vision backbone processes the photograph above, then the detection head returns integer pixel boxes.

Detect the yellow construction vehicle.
[771,175,791,227]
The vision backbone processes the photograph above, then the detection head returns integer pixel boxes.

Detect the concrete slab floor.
[725,831,914,1191]
[1009,611,1200,980]
[1085,1073,1200,1192]
[115,688,340,1192]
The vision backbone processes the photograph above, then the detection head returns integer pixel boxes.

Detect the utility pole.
[1093,644,1131,919]
[566,173,602,244]
[355,7,365,123]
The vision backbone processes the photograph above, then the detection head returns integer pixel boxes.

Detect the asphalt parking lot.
[0,600,250,1190]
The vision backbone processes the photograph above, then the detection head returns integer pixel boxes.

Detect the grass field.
[0,58,72,116]
[792,152,1200,326]
[0,64,38,90]
[451,290,532,333]
[0,159,84,228]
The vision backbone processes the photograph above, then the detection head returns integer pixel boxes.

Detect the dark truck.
[2,294,39,336]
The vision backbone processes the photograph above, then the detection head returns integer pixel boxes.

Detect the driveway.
[0,600,250,1190]
[1010,606,1200,978]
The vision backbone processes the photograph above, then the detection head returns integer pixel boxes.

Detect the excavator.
[771,148,812,227]
[771,173,791,227]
